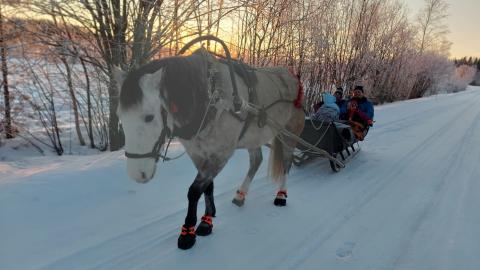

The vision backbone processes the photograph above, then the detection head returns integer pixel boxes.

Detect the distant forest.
[454,57,480,70]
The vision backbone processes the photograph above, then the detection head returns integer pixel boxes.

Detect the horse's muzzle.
[127,158,156,183]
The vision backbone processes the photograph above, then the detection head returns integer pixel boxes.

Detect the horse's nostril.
[141,172,147,179]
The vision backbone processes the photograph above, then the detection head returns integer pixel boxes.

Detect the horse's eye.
[145,115,154,123]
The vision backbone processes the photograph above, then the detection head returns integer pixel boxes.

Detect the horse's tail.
[293,74,304,109]
[268,136,285,182]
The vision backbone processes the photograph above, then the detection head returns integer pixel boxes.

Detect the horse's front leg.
[178,174,210,250]
[232,148,263,207]
[196,181,215,236]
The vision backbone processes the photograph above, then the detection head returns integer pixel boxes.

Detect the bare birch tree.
[0,1,13,139]
[416,0,449,54]
[26,0,208,150]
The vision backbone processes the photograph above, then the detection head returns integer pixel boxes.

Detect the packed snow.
[1,86,480,270]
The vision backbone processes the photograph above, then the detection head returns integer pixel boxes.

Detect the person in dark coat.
[346,85,374,140]
[334,88,347,120]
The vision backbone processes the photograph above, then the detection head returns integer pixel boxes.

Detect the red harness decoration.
[293,74,304,109]
[170,102,179,113]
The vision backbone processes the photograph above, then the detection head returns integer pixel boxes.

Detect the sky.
[403,0,480,58]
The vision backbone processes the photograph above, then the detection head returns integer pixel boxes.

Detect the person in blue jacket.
[311,93,339,122]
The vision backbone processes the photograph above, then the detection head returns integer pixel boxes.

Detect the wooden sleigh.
[293,119,364,172]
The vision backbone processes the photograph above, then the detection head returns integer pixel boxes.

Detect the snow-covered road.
[1,88,480,270]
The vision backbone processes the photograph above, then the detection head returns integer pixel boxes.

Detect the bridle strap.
[124,108,170,163]
[124,130,166,162]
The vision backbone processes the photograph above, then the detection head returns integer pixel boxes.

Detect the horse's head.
[115,51,210,183]
[115,66,168,183]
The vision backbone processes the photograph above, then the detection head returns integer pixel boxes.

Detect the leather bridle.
[124,108,171,163]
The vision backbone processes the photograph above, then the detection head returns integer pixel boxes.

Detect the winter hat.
[322,93,340,113]
[334,88,343,97]
[353,85,364,92]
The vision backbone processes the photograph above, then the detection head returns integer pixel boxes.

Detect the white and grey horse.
[115,48,304,249]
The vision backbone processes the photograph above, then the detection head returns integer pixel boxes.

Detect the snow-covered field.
[1,86,480,270]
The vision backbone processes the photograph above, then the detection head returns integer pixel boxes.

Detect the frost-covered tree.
[26,0,208,151]
[4,0,463,149]
[0,2,13,139]
[416,0,449,54]
[449,65,477,91]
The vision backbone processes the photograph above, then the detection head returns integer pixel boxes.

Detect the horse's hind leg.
[196,181,215,236]
[271,135,291,206]
[232,148,263,207]
[272,108,305,206]
[273,136,296,206]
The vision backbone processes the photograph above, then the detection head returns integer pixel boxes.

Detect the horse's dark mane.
[119,52,208,115]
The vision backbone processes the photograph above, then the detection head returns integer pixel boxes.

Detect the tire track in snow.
[369,92,477,140]
[368,91,477,142]
[38,155,324,269]
[88,157,329,269]
[36,91,480,270]
[275,94,480,270]
[391,98,480,269]
[39,206,184,270]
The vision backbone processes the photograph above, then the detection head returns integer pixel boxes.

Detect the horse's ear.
[149,68,164,88]
[139,68,164,95]
[112,65,127,89]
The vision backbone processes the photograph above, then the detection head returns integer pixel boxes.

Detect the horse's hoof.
[274,198,286,206]
[196,215,213,236]
[178,234,196,249]
[196,221,213,236]
[274,190,287,206]
[178,226,196,250]
[232,197,245,207]
[233,190,246,207]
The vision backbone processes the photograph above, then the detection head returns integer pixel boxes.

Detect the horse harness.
[124,54,295,163]
[217,59,263,140]
[123,60,258,163]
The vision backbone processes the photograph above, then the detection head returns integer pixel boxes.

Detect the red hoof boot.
[178,226,196,250]
[196,215,213,236]
[274,190,287,207]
